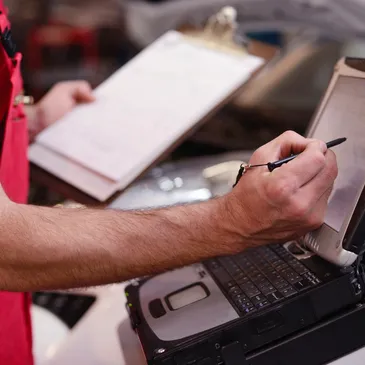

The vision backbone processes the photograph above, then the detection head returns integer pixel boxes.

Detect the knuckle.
[288,198,309,220]
[307,215,324,230]
[282,130,298,139]
[311,150,326,167]
[251,145,268,162]
[320,154,338,185]
[53,81,68,92]
[55,80,88,89]
[56,81,67,87]
[264,178,295,202]
[77,80,89,87]
[327,152,339,180]
[252,146,265,159]
[328,163,338,181]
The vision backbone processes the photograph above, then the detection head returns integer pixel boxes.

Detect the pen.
[233,137,347,187]
[267,137,347,172]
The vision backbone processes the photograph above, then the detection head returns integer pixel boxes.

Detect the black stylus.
[233,137,347,187]
[267,137,347,172]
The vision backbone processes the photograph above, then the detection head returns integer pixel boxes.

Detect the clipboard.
[29,7,277,205]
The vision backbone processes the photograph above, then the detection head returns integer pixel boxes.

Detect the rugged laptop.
[124,57,365,365]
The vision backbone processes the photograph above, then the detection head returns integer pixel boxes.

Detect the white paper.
[33,30,263,194]
[28,144,121,201]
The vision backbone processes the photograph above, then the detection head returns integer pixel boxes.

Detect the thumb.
[72,81,95,103]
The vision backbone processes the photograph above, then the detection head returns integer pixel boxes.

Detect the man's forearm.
[0,200,244,292]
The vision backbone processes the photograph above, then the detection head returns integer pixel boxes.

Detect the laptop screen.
[309,75,365,232]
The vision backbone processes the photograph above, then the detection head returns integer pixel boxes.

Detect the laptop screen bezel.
[303,57,365,255]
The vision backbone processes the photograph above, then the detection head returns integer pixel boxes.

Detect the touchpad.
[166,283,209,310]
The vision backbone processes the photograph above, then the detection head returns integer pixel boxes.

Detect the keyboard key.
[206,260,221,270]
[266,291,284,303]
[257,279,271,288]
[233,293,247,301]
[212,269,231,284]
[267,269,278,277]
[303,272,321,285]
[251,295,267,306]
[245,288,261,298]
[232,292,247,300]
[293,279,311,291]
[287,258,299,266]
[236,298,252,308]
[236,276,250,285]
[228,286,242,295]
[287,274,302,284]
[232,271,245,280]
[223,281,236,290]
[261,285,276,295]
[226,266,240,275]
[276,263,288,272]
[274,280,289,290]
[240,282,256,291]
[252,273,264,282]
[280,287,297,297]
[271,274,284,282]
[233,268,243,276]
[292,263,308,275]
[271,260,282,267]
[240,306,257,315]
[281,268,296,276]
[255,300,270,309]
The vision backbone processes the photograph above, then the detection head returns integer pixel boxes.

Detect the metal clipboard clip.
[181,6,249,57]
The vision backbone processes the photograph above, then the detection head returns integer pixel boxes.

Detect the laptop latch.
[221,342,248,365]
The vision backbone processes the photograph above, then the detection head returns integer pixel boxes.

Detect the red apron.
[0,3,33,365]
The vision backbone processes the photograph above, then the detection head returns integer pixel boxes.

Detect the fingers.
[254,135,336,224]
[296,150,338,207]
[251,131,317,164]
[70,81,95,103]
[273,139,328,189]
[305,185,334,231]
[228,130,339,246]
[270,151,335,229]
[276,131,319,159]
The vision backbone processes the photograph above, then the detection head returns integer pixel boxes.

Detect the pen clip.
[233,163,251,187]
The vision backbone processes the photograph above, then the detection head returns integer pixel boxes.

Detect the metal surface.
[108,151,253,211]
[139,264,238,341]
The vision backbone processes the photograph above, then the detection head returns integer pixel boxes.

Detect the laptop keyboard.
[205,244,321,316]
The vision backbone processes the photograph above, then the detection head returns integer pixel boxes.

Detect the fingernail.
[319,141,327,153]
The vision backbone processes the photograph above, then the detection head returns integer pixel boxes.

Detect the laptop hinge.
[355,250,365,295]
[221,342,248,365]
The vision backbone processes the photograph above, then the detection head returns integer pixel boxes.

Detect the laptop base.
[123,301,365,365]
[227,302,365,365]
[241,301,365,365]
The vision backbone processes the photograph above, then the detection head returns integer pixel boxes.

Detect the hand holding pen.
[234,137,346,187]
[227,131,339,245]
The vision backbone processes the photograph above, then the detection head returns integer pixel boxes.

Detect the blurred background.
[8,0,365,163]
[5,0,365,363]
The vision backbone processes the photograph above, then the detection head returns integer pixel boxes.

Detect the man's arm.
[2,199,241,292]
[0,131,337,292]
